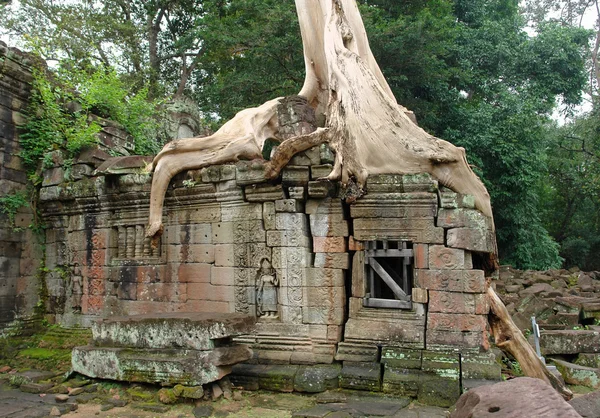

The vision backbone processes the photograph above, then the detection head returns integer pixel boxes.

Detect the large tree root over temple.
[145,0,571,399]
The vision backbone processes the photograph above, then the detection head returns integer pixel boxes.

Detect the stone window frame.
[363,240,413,309]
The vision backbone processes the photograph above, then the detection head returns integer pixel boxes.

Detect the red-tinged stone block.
[428,246,465,270]
[187,283,235,302]
[415,269,486,293]
[429,291,489,314]
[177,263,211,283]
[428,313,487,332]
[83,295,104,315]
[413,244,428,269]
[348,236,364,251]
[313,237,347,253]
[87,278,106,296]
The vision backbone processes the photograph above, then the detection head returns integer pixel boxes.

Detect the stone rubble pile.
[497,267,600,389]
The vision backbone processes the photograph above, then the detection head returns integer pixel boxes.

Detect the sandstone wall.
[0,41,42,329]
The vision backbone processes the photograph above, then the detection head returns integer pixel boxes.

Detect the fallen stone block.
[537,330,600,355]
[554,359,600,389]
[451,377,581,418]
[72,345,251,386]
[569,390,600,418]
[92,312,255,350]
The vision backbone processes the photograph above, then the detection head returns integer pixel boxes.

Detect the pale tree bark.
[144,0,573,399]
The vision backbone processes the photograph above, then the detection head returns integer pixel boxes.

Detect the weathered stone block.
[428,313,487,332]
[294,364,341,392]
[335,342,379,362]
[302,306,345,325]
[554,359,600,389]
[305,268,345,287]
[382,365,421,397]
[188,283,235,303]
[413,244,428,269]
[136,283,187,303]
[418,351,461,407]
[282,166,310,186]
[576,353,600,369]
[343,316,425,349]
[287,186,306,200]
[171,204,221,224]
[429,291,489,314]
[461,351,502,381]
[311,164,333,180]
[340,362,381,391]
[307,181,338,198]
[353,218,444,244]
[275,213,309,231]
[244,184,285,202]
[168,244,215,264]
[72,345,250,386]
[303,286,345,307]
[313,237,347,253]
[426,330,488,351]
[351,252,366,297]
[310,214,349,237]
[266,230,310,247]
[415,269,486,293]
[167,224,212,245]
[447,227,495,253]
[437,208,490,229]
[235,162,267,186]
[412,288,428,303]
[210,266,234,286]
[214,245,235,267]
[537,330,600,355]
[221,203,263,221]
[275,199,304,213]
[313,253,349,269]
[263,202,276,230]
[380,347,422,369]
[212,221,266,244]
[177,263,211,283]
[428,246,465,270]
[272,247,312,269]
[92,312,254,350]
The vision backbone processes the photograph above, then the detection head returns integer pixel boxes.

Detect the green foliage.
[20,61,162,178]
[192,0,304,123]
[541,106,600,270]
[0,190,29,230]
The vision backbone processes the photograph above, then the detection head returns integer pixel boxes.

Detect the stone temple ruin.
[0,41,502,407]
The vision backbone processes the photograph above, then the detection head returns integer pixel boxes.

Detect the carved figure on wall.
[256,258,279,319]
[71,263,83,313]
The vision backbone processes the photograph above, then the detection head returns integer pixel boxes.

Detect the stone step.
[91,312,255,350]
[72,345,252,386]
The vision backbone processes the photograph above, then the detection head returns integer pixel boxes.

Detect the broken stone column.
[72,312,254,386]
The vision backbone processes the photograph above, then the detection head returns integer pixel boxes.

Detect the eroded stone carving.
[256,258,279,320]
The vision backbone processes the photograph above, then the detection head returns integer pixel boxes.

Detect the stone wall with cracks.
[0,41,43,330]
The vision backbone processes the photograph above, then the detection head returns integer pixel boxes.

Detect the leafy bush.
[20,61,162,177]
[0,190,29,229]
